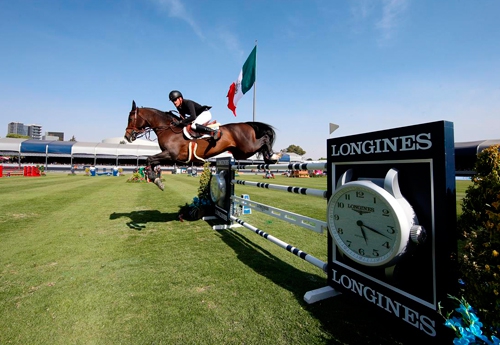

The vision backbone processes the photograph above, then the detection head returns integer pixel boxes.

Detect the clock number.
[337,227,344,234]
[345,239,351,247]
[382,241,390,249]
[358,248,365,256]
[386,226,395,234]
[337,202,345,208]
[344,194,350,200]
[382,209,390,217]
[356,191,364,198]
[333,214,339,221]
[372,249,380,257]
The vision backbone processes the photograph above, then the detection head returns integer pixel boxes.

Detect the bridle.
[126,107,182,141]
[126,107,151,140]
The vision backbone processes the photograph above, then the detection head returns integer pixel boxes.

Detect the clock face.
[210,175,220,203]
[210,171,227,207]
[327,181,407,267]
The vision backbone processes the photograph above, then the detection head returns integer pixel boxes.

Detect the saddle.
[183,120,220,140]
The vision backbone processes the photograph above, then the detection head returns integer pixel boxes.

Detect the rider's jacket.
[175,99,212,125]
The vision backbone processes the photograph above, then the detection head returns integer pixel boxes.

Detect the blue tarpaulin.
[47,141,75,154]
[20,140,51,153]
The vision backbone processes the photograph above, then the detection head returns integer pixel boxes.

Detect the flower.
[442,295,499,345]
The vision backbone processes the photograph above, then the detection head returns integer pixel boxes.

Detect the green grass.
[0,173,468,344]
[456,180,471,216]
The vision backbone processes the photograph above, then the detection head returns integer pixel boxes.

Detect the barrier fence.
[209,158,338,304]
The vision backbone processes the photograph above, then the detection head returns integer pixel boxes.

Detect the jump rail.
[232,180,327,199]
[210,158,339,303]
[231,195,326,234]
[233,162,327,171]
[228,214,328,272]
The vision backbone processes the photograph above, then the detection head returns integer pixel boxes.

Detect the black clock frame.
[326,121,457,340]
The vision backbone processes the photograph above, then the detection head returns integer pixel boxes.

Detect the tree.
[284,145,306,156]
[7,133,30,139]
[458,144,500,328]
[69,135,77,142]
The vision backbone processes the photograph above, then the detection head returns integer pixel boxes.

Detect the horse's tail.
[246,122,276,158]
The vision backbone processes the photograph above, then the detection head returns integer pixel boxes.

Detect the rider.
[169,90,220,140]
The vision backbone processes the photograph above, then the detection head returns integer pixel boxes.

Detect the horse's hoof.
[154,178,164,191]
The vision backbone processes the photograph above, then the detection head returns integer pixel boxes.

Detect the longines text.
[331,133,432,156]
[332,269,436,336]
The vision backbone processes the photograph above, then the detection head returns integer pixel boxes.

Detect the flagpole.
[253,40,257,122]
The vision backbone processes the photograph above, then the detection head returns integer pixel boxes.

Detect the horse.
[124,101,280,188]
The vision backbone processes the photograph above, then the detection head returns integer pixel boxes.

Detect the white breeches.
[191,110,212,130]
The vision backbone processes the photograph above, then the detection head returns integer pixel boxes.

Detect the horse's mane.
[142,107,180,120]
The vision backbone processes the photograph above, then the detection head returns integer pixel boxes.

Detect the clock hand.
[356,220,392,239]
[358,224,368,244]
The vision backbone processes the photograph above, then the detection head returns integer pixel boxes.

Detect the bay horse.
[124,101,280,188]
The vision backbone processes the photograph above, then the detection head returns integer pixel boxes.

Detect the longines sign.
[332,268,436,336]
[331,133,432,156]
[326,121,457,342]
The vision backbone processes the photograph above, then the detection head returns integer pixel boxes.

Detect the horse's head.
[124,100,150,143]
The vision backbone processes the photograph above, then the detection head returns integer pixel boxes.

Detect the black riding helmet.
[169,90,183,102]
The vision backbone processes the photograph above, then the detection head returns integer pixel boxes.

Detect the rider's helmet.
[169,90,183,102]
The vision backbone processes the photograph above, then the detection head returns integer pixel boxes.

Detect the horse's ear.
[132,100,136,111]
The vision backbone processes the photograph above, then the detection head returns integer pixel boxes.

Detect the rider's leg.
[192,111,220,140]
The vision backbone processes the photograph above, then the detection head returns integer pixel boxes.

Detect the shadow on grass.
[214,227,441,345]
[109,210,179,230]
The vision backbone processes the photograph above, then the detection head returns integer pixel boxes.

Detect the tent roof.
[278,152,304,162]
[47,141,75,154]
[71,142,99,154]
[0,138,26,153]
[455,139,500,158]
[20,140,54,153]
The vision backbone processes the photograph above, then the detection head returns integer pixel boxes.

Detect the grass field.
[0,173,470,344]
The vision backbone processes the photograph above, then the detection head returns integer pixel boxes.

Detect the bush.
[178,162,214,221]
[458,144,500,330]
[126,172,146,183]
[36,165,46,176]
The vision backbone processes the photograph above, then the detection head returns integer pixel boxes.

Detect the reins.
[126,107,183,140]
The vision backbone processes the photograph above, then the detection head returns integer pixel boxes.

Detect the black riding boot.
[196,125,220,140]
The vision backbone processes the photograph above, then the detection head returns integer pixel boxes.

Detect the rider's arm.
[180,100,198,125]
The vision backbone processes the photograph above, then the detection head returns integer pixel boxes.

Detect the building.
[7,122,27,136]
[7,122,42,140]
[27,124,42,140]
[43,135,61,141]
[46,131,64,141]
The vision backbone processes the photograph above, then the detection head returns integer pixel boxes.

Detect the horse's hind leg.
[256,135,280,163]
[146,152,174,191]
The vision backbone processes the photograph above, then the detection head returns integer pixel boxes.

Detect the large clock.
[210,170,227,207]
[327,168,426,268]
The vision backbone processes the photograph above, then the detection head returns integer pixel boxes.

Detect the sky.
[1,0,499,160]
